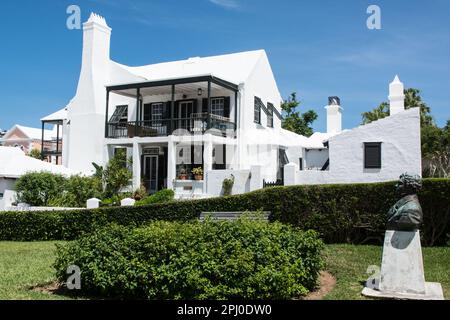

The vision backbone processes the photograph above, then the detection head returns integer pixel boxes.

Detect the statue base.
[362,230,444,300]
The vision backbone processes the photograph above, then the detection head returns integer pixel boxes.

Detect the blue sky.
[0,0,449,132]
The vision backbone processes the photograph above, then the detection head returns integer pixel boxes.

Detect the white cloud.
[209,0,239,9]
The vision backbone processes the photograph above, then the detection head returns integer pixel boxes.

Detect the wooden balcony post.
[40,121,45,160]
[135,88,140,137]
[207,80,211,130]
[171,84,175,134]
[105,89,110,138]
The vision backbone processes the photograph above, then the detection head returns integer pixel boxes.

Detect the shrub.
[102,149,133,197]
[48,175,102,208]
[2,179,449,246]
[15,172,66,206]
[54,219,324,299]
[222,175,235,196]
[135,189,174,206]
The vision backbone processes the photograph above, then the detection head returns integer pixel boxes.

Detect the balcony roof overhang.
[106,75,239,97]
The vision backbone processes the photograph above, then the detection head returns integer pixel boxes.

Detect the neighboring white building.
[0,146,77,209]
[42,13,421,198]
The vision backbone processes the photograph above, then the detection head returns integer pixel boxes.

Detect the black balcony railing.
[107,113,236,139]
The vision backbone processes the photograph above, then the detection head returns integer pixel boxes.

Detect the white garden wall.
[286,108,422,186]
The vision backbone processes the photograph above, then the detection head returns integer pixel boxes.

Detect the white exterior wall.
[294,108,421,185]
[237,52,283,183]
[205,169,251,196]
[0,178,16,196]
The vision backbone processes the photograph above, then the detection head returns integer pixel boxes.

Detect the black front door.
[143,155,158,194]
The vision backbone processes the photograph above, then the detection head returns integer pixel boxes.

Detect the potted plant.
[179,167,188,180]
[222,174,235,196]
[192,167,203,181]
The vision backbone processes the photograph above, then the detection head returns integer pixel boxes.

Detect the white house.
[42,13,421,198]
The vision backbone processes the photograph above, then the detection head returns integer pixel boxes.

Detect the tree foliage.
[361,88,433,126]
[281,93,318,137]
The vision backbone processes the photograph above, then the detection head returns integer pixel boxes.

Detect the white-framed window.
[211,98,225,117]
[151,103,164,122]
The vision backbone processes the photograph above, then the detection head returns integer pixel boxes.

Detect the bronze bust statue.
[386,174,423,231]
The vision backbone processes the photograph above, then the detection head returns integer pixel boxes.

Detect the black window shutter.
[143,104,151,122]
[364,143,382,168]
[202,98,208,114]
[164,102,171,119]
[224,97,230,118]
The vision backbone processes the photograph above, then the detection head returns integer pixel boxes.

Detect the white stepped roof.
[0,147,77,179]
[119,49,266,85]
[41,107,68,122]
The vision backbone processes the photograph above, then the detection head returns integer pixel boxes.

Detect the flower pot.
[179,174,188,180]
[194,175,203,181]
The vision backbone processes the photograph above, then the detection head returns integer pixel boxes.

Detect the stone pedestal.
[362,230,444,300]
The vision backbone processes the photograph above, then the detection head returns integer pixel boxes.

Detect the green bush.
[2,179,449,246]
[135,189,174,206]
[15,172,66,206]
[15,172,102,208]
[48,175,102,208]
[54,219,324,299]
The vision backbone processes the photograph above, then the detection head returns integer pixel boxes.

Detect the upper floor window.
[267,102,274,127]
[211,98,225,117]
[151,103,164,121]
[364,142,382,169]
[254,97,261,124]
[110,105,128,124]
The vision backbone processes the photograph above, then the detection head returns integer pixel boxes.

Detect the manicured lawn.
[324,244,450,300]
[0,241,70,300]
[0,241,448,300]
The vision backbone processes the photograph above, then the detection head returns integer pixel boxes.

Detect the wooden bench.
[199,211,271,222]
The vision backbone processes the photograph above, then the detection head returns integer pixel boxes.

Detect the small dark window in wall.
[299,158,303,171]
[364,142,382,169]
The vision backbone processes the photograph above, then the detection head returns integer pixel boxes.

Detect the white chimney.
[73,13,112,115]
[388,75,405,115]
[325,96,343,134]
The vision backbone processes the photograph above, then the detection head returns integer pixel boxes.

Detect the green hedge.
[1,179,449,245]
[54,220,324,299]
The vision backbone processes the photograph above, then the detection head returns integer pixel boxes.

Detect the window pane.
[211,98,224,117]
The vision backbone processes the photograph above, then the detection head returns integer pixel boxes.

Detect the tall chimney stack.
[389,75,405,115]
[325,96,343,134]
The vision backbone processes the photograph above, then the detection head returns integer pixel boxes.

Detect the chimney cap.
[328,96,341,106]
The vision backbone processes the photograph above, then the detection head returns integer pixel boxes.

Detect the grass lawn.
[324,244,450,300]
[0,241,448,300]
[0,242,70,300]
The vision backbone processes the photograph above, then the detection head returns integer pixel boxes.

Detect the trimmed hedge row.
[1,179,449,245]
